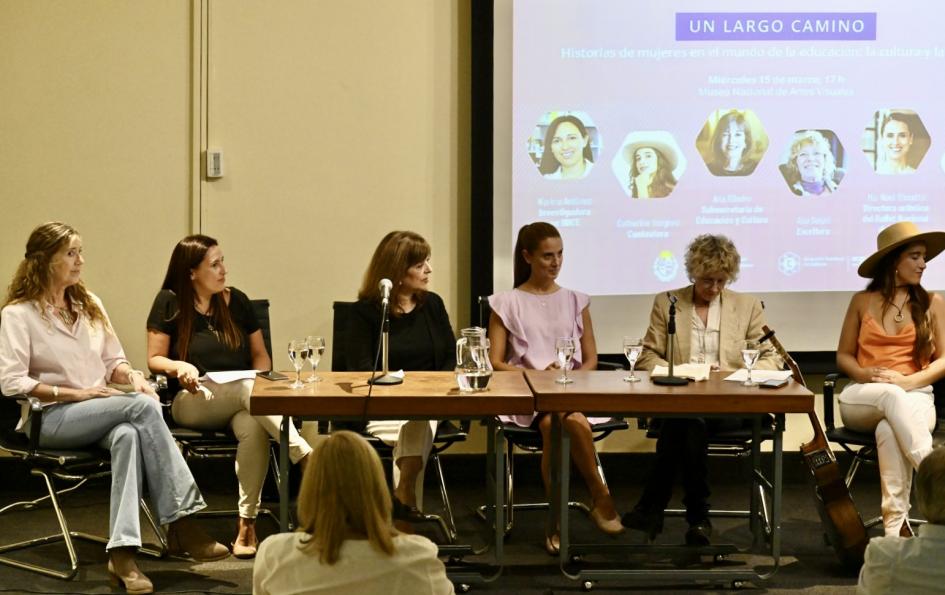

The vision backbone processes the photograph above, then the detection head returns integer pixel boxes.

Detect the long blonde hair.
[3,222,107,329]
[296,431,395,564]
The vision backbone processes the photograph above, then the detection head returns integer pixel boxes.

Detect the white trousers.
[171,379,313,518]
[366,419,437,509]
[839,382,935,535]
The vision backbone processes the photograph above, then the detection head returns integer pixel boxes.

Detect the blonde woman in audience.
[858,446,945,594]
[253,431,454,595]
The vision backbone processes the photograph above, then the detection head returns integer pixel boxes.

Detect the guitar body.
[761,325,869,570]
[801,414,869,570]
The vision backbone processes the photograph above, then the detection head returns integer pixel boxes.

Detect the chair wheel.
[582,580,594,591]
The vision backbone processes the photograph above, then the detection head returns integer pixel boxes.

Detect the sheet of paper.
[651,363,711,381]
[723,369,793,382]
[202,370,259,384]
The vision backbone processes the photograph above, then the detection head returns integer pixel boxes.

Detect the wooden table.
[251,370,535,583]
[525,369,815,588]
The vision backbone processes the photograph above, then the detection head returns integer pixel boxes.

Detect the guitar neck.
[761,324,805,387]
[761,325,832,445]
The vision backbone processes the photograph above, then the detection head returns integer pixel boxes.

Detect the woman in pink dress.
[488,222,622,555]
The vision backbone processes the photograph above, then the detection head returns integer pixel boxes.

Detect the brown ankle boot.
[167,517,230,561]
[108,548,154,594]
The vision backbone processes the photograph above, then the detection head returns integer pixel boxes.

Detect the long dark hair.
[513,222,561,288]
[157,235,242,360]
[538,115,593,175]
[866,245,932,367]
[630,147,677,198]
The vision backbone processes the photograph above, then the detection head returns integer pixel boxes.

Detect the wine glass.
[741,339,761,387]
[287,339,309,389]
[622,336,643,382]
[305,335,325,383]
[555,337,576,384]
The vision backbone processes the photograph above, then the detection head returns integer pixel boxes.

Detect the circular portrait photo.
[611,131,687,199]
[778,129,846,197]
[695,108,769,176]
[861,109,930,175]
[526,111,601,180]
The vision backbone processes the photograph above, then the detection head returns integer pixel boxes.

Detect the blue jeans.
[29,394,206,549]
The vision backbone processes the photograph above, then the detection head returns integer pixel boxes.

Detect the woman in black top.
[147,235,313,558]
[346,231,456,517]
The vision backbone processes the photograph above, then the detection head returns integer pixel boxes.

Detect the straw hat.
[620,131,686,177]
[857,221,945,278]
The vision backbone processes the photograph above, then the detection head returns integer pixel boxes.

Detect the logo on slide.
[778,252,801,276]
[652,251,679,282]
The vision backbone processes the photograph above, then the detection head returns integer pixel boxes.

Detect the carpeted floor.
[0,452,899,594]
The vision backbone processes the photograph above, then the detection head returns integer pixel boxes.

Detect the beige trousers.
[171,379,313,518]
[366,419,437,509]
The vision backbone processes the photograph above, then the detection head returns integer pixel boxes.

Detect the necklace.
[889,295,909,323]
[55,305,75,326]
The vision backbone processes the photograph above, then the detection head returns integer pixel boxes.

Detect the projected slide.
[512,1,945,294]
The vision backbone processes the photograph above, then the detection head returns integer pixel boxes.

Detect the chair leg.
[594,450,608,486]
[138,499,167,558]
[431,453,457,540]
[0,468,108,580]
[845,456,862,488]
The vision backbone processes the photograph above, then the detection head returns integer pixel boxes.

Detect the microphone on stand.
[653,292,689,386]
[369,278,403,386]
[379,278,392,308]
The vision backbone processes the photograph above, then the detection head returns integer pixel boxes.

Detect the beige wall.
[199,1,471,371]
[0,1,193,360]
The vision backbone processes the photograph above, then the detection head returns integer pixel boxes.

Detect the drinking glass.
[555,337,576,384]
[741,339,761,387]
[305,335,325,383]
[622,336,643,382]
[287,339,308,389]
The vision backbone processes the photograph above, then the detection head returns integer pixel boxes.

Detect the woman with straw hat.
[837,221,945,537]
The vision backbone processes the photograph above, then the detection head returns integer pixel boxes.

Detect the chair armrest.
[822,372,847,431]
[25,396,42,455]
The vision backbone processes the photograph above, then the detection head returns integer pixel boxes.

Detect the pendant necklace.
[890,296,909,323]
[195,303,215,331]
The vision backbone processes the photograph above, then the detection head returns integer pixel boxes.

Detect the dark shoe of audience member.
[685,518,713,546]
[621,506,664,542]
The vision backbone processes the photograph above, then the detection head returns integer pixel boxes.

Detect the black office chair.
[331,300,467,541]
[476,295,629,534]
[0,395,165,579]
[822,372,943,530]
[157,299,282,524]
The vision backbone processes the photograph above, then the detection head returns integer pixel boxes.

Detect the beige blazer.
[637,286,781,372]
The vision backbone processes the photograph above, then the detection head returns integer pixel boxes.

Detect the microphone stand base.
[369,374,404,385]
[652,376,690,386]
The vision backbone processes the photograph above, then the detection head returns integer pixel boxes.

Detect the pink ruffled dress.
[489,287,610,427]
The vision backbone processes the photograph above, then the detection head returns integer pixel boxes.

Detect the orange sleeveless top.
[856,314,922,374]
